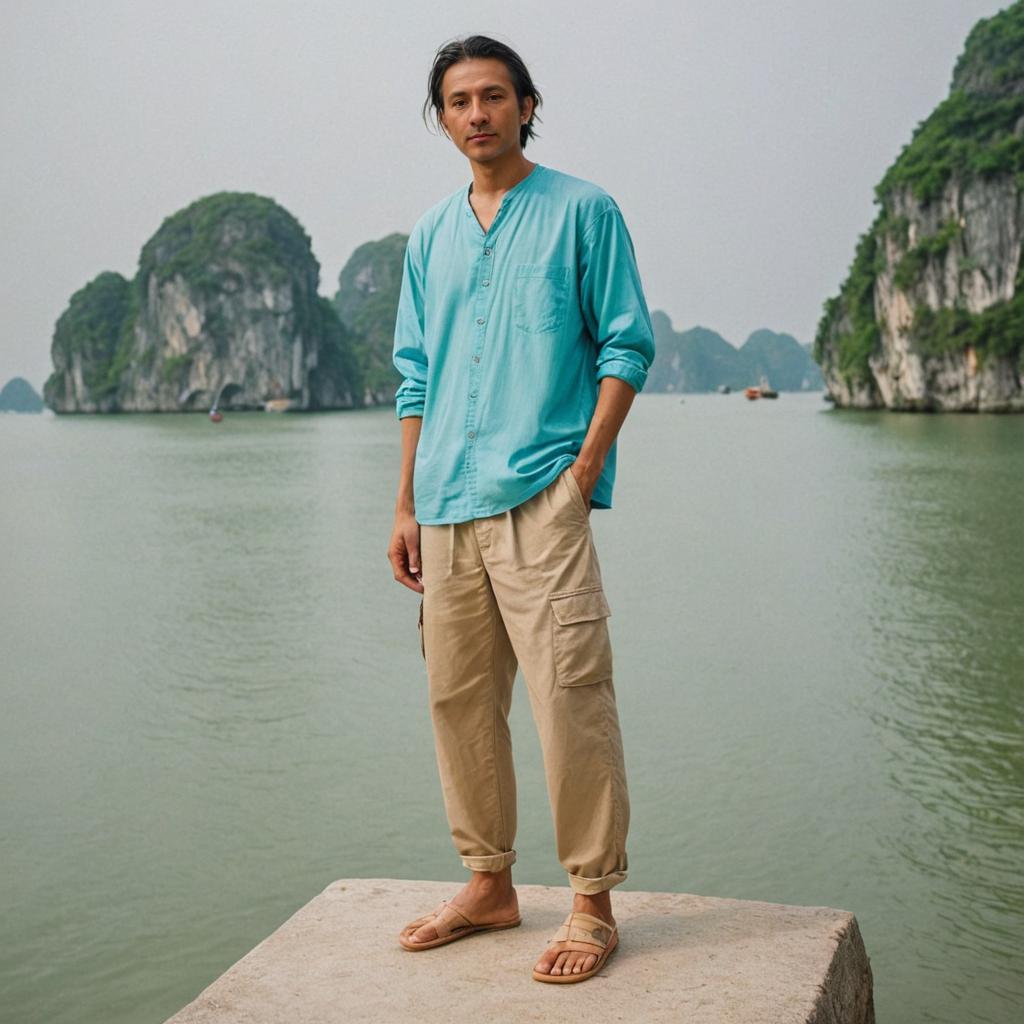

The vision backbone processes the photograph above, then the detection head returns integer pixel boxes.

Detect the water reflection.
[859,411,1024,1010]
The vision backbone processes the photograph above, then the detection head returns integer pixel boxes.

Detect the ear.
[519,95,535,124]
[438,108,451,139]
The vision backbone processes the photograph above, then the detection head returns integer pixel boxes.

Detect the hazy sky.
[1,0,1010,391]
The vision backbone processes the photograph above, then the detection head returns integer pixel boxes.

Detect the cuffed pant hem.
[567,869,627,895]
[460,849,517,872]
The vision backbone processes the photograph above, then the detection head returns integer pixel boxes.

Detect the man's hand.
[571,376,638,510]
[389,510,423,593]
[391,415,424,592]
[569,459,601,511]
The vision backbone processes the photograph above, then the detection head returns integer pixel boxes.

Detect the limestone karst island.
[816,2,1024,411]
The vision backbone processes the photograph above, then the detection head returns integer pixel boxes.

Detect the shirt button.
[476,317,485,325]
[482,280,491,287]
[467,431,476,439]
[472,356,480,363]
[470,389,478,397]
[483,248,492,256]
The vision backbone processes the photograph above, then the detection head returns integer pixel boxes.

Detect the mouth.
[468,133,495,142]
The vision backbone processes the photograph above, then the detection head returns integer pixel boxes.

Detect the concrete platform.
[164,878,875,1023]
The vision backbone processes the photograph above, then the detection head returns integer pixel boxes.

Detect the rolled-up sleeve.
[392,226,428,419]
[579,205,656,394]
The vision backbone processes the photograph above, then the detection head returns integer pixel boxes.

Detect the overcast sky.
[1,0,1010,391]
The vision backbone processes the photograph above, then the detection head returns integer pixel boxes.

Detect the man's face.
[438,58,533,164]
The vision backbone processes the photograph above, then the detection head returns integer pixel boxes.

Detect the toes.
[536,943,606,977]
[572,952,594,974]
[534,949,557,974]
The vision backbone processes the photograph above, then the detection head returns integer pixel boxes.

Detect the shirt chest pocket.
[512,264,571,335]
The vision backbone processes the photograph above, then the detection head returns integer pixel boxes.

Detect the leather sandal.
[399,897,522,951]
[532,910,619,983]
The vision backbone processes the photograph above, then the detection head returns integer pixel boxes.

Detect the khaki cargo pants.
[417,464,630,895]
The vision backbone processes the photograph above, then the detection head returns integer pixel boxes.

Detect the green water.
[1,393,1021,1023]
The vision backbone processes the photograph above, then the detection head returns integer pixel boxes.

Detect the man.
[387,34,655,984]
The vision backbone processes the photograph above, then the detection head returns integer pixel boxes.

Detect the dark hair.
[423,35,543,150]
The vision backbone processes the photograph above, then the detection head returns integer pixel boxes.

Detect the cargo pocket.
[549,584,612,686]
[418,598,426,660]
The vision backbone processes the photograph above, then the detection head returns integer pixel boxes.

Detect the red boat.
[745,376,778,400]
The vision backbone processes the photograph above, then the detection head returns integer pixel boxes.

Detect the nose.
[469,99,490,126]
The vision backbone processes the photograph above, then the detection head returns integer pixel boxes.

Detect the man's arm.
[573,201,656,503]
[572,377,637,505]
[388,228,428,594]
[393,226,429,420]
[389,414,423,593]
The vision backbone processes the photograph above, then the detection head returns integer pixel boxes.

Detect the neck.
[468,151,537,199]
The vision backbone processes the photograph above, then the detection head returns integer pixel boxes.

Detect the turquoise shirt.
[392,163,655,526]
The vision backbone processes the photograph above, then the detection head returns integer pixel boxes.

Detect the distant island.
[815,2,1024,411]
[0,377,44,413]
[648,313,822,393]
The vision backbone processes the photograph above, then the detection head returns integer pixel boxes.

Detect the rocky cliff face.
[815,3,1024,411]
[332,233,407,405]
[44,271,133,413]
[44,193,362,413]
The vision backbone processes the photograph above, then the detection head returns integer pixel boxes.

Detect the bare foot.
[401,868,519,946]
[533,891,616,977]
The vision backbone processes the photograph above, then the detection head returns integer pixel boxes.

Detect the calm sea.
[1,392,1022,1023]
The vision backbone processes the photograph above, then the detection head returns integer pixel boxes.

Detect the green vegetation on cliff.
[878,3,1024,203]
[139,192,317,294]
[43,271,136,402]
[312,296,364,407]
[911,253,1024,362]
[333,233,407,399]
[813,211,885,383]
[892,218,964,291]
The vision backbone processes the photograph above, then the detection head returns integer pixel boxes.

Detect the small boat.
[745,375,778,400]
[263,398,293,413]
[209,382,228,421]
